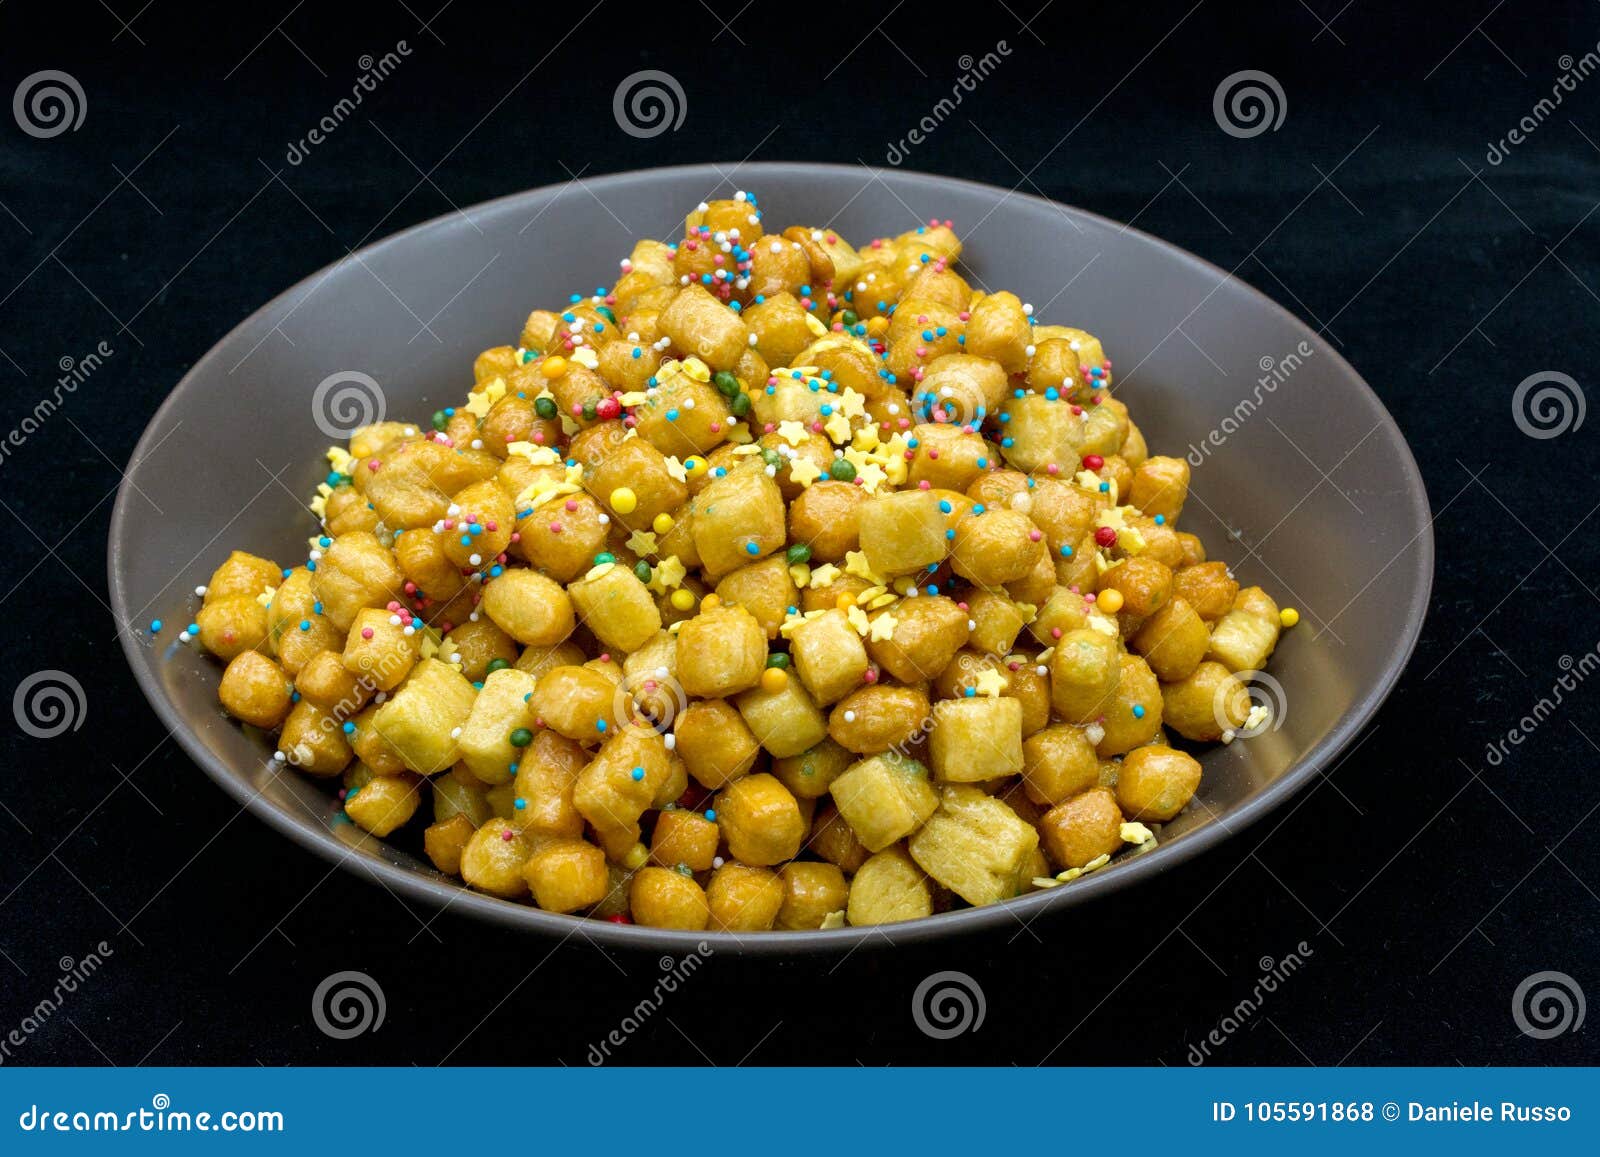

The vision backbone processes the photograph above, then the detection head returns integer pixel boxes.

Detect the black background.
[1,0,1597,1067]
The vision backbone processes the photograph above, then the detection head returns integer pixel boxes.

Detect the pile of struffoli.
[186,191,1292,932]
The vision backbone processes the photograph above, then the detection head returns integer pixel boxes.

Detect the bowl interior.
[110,163,1432,952]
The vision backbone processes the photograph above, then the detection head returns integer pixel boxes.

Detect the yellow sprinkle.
[652,512,675,534]
[808,563,841,589]
[584,561,616,582]
[787,457,823,488]
[609,486,638,515]
[700,593,721,612]
[760,667,789,693]
[1279,607,1300,628]
[867,612,898,643]
[974,668,1008,698]
[670,588,695,611]
[1096,589,1124,614]
[539,356,567,379]
[835,592,856,610]
[625,529,658,557]
[866,315,889,337]
[621,842,650,870]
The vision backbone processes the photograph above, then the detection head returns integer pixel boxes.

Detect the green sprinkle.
[730,392,752,418]
[509,728,533,748]
[534,396,557,419]
[485,658,510,674]
[785,543,811,566]
[595,305,617,325]
[842,310,858,326]
[713,370,740,397]
[765,652,789,669]
[829,458,857,482]
[431,410,448,432]
[633,560,653,583]
[594,552,615,565]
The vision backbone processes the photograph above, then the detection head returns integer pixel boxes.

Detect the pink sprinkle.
[1029,530,1042,541]
[1051,627,1063,639]
[361,628,374,639]
[486,522,498,532]
[863,668,878,683]
[501,829,514,842]
[549,522,563,533]
[443,519,455,530]
[918,479,931,489]
[928,449,939,460]
[1046,463,1060,474]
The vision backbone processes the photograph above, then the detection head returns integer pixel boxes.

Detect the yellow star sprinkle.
[789,563,812,589]
[823,412,854,445]
[867,612,898,643]
[839,388,867,420]
[664,456,689,483]
[846,605,871,636]
[626,529,659,557]
[776,420,811,446]
[974,668,1008,698]
[854,460,887,494]
[844,550,884,584]
[808,563,841,589]
[652,556,686,591]
[787,456,823,488]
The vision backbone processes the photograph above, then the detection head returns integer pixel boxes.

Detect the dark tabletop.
[1,0,1597,1067]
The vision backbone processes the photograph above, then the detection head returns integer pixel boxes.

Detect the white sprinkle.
[389,614,402,626]
[469,554,482,566]
[450,727,462,738]
[843,710,856,723]
[194,585,207,597]
[664,734,677,751]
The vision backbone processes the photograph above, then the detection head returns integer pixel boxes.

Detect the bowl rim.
[109,160,1434,955]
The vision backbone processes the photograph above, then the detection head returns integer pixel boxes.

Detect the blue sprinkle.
[630,766,644,781]
[1132,704,1146,719]
[150,619,163,632]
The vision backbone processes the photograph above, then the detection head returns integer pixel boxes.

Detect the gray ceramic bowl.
[109,163,1432,954]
